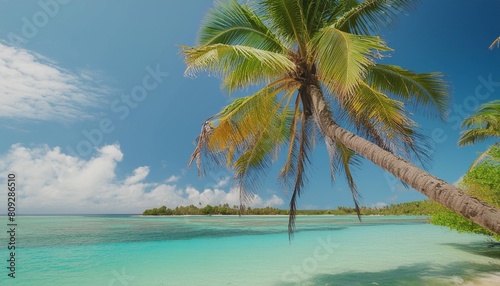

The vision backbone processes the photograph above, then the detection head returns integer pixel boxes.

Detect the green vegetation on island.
[143,200,442,216]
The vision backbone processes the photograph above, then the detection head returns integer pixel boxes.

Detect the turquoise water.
[0,215,499,285]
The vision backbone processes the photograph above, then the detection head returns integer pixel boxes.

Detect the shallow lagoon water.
[1,215,499,285]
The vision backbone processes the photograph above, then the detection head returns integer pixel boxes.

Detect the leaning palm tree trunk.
[309,85,500,234]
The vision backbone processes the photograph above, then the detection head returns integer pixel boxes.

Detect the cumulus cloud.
[165,175,180,183]
[0,43,109,122]
[264,195,285,207]
[125,166,150,185]
[213,176,230,188]
[0,144,284,214]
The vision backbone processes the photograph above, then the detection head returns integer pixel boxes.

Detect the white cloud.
[125,166,150,185]
[165,175,180,183]
[0,144,284,214]
[183,186,284,208]
[264,195,285,207]
[0,43,109,122]
[214,176,230,188]
[371,202,388,209]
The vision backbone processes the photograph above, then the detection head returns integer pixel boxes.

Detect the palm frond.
[459,129,500,146]
[336,142,362,220]
[365,64,449,119]
[336,81,433,166]
[331,0,360,16]
[334,0,418,35]
[468,142,500,170]
[287,113,313,239]
[278,95,302,194]
[300,0,341,37]
[197,84,298,211]
[231,103,295,210]
[489,36,500,50]
[232,129,277,204]
[324,137,363,217]
[208,85,283,152]
[345,81,409,134]
[461,114,500,133]
[459,100,500,146]
[348,112,391,151]
[199,0,286,52]
[181,44,296,91]
[188,119,217,176]
[189,84,289,174]
[464,100,500,119]
[260,0,309,56]
[312,27,390,95]
[398,128,433,169]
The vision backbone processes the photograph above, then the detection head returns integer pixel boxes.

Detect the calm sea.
[0,215,498,285]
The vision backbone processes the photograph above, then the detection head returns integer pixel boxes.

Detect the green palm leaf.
[189,86,286,173]
[489,36,500,50]
[459,100,500,146]
[337,81,432,165]
[231,96,295,208]
[326,138,363,219]
[182,44,295,91]
[312,27,390,95]
[287,114,313,238]
[278,96,302,192]
[261,0,309,56]
[365,64,448,119]
[459,129,500,146]
[198,0,286,52]
[345,81,409,133]
[334,0,418,35]
[199,84,296,187]
[233,129,277,201]
[209,86,283,152]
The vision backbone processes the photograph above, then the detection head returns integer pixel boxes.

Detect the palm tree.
[181,0,500,236]
[459,100,500,146]
[459,100,500,169]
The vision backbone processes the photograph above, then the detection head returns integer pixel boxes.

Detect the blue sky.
[0,0,499,214]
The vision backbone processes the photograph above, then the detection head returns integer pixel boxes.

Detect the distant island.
[143,200,441,216]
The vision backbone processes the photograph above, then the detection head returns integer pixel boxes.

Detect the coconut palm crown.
[459,100,500,169]
[459,100,500,146]
[181,0,500,236]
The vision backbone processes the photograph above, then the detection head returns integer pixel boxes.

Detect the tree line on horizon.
[143,200,442,216]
